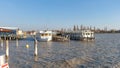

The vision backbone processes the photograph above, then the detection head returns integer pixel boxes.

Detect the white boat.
[70,30,95,41]
[36,31,52,42]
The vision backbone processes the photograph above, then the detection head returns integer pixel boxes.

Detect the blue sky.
[0,0,120,30]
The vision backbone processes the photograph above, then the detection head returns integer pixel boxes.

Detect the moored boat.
[36,31,52,42]
[70,30,95,41]
[52,35,69,42]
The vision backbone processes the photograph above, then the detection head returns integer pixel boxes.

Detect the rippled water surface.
[1,33,120,68]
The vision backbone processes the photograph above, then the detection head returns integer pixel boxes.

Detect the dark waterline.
[0,33,120,68]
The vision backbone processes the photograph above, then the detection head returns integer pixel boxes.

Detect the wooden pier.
[0,35,23,40]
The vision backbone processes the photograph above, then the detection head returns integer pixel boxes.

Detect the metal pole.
[34,39,38,56]
[5,40,9,58]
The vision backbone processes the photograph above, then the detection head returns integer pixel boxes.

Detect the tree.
[73,25,77,31]
[77,25,79,31]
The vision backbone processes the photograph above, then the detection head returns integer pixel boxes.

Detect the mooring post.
[34,39,38,56]
[16,39,18,47]
[5,40,9,58]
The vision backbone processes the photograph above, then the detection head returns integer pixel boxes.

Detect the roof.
[0,28,12,32]
[39,31,52,33]
[0,27,18,30]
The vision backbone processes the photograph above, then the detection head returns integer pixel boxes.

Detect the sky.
[0,0,120,30]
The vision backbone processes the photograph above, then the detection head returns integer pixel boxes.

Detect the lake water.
[0,33,120,68]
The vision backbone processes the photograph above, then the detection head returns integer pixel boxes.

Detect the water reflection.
[0,40,4,50]
[38,42,53,59]
[80,41,95,46]
[16,39,18,47]
[34,56,38,62]
[60,42,71,47]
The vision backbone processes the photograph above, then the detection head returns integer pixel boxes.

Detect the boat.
[36,31,52,42]
[70,30,95,41]
[52,33,70,42]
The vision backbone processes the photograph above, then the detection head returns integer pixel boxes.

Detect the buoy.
[26,44,29,48]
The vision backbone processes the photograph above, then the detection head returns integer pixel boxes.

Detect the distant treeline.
[60,25,120,33]
[95,30,120,33]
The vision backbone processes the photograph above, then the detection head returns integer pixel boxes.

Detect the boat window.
[49,34,51,36]
[41,34,44,36]
[45,33,48,36]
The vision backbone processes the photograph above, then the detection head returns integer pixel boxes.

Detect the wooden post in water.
[34,39,38,56]
[5,40,9,58]
[16,39,18,47]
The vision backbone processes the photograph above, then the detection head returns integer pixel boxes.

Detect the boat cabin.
[36,31,52,41]
[70,30,95,41]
